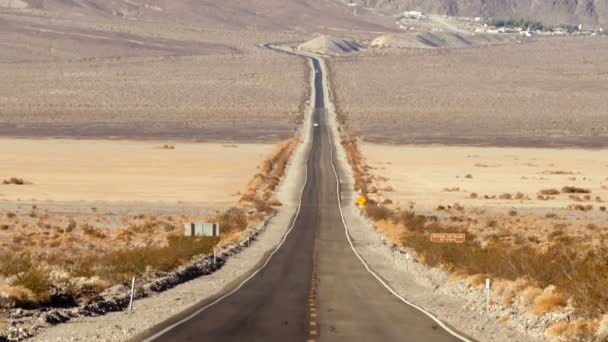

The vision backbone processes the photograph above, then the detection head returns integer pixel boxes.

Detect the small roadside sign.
[357,195,367,208]
[430,233,466,244]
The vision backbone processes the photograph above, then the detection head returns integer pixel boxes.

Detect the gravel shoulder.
[29,55,315,342]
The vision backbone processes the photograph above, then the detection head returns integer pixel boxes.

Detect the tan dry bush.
[546,319,597,341]
[375,219,405,245]
[82,224,107,239]
[562,186,591,194]
[499,193,513,200]
[2,177,25,185]
[520,286,544,308]
[566,204,594,211]
[365,205,393,221]
[539,188,560,195]
[12,265,52,307]
[216,207,248,235]
[268,199,283,207]
[494,278,531,305]
[0,286,36,307]
[467,274,487,288]
[96,235,219,283]
[532,291,568,315]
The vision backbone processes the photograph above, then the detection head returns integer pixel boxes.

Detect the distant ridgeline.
[355,0,608,26]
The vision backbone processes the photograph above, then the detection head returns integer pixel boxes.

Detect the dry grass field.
[332,36,608,147]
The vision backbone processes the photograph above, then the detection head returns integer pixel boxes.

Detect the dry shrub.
[539,188,560,195]
[546,319,597,341]
[252,198,271,214]
[7,265,52,307]
[495,278,531,305]
[443,187,460,192]
[0,286,36,307]
[532,291,568,315]
[520,286,544,308]
[2,177,25,185]
[82,224,107,239]
[365,205,392,221]
[566,204,593,211]
[468,274,487,288]
[562,186,591,194]
[375,220,405,245]
[216,207,247,235]
[240,137,298,205]
[97,235,219,283]
[469,192,478,199]
[499,193,513,200]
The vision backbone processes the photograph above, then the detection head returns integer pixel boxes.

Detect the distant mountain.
[355,0,608,26]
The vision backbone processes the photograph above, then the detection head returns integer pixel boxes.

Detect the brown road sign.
[430,233,466,244]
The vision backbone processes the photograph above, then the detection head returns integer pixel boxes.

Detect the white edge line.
[319,57,474,342]
[142,60,315,342]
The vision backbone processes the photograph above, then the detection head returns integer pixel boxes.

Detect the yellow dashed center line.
[308,260,318,342]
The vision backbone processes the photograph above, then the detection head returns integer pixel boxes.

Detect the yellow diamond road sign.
[357,195,366,208]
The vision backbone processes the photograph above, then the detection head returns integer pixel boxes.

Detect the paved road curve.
[137,51,464,342]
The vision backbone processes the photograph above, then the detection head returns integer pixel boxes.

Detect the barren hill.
[370,32,513,49]
[298,35,363,55]
[354,0,608,26]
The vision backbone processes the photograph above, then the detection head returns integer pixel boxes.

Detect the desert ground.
[332,36,608,147]
[362,143,608,243]
[0,138,273,204]
[0,53,308,142]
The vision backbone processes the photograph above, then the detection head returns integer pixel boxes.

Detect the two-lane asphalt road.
[138,50,465,342]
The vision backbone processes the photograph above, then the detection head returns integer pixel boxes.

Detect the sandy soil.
[361,143,608,246]
[362,143,608,213]
[331,36,608,147]
[0,138,273,205]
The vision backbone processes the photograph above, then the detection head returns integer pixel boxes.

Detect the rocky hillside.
[354,0,608,26]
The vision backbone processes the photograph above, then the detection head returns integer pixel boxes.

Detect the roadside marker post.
[213,247,217,266]
[405,253,411,272]
[485,278,490,314]
[128,276,136,313]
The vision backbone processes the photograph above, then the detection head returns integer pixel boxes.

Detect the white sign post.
[485,278,491,314]
[405,253,411,272]
[213,247,217,266]
[128,276,136,313]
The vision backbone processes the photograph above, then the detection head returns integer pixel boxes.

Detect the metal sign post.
[485,278,491,314]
